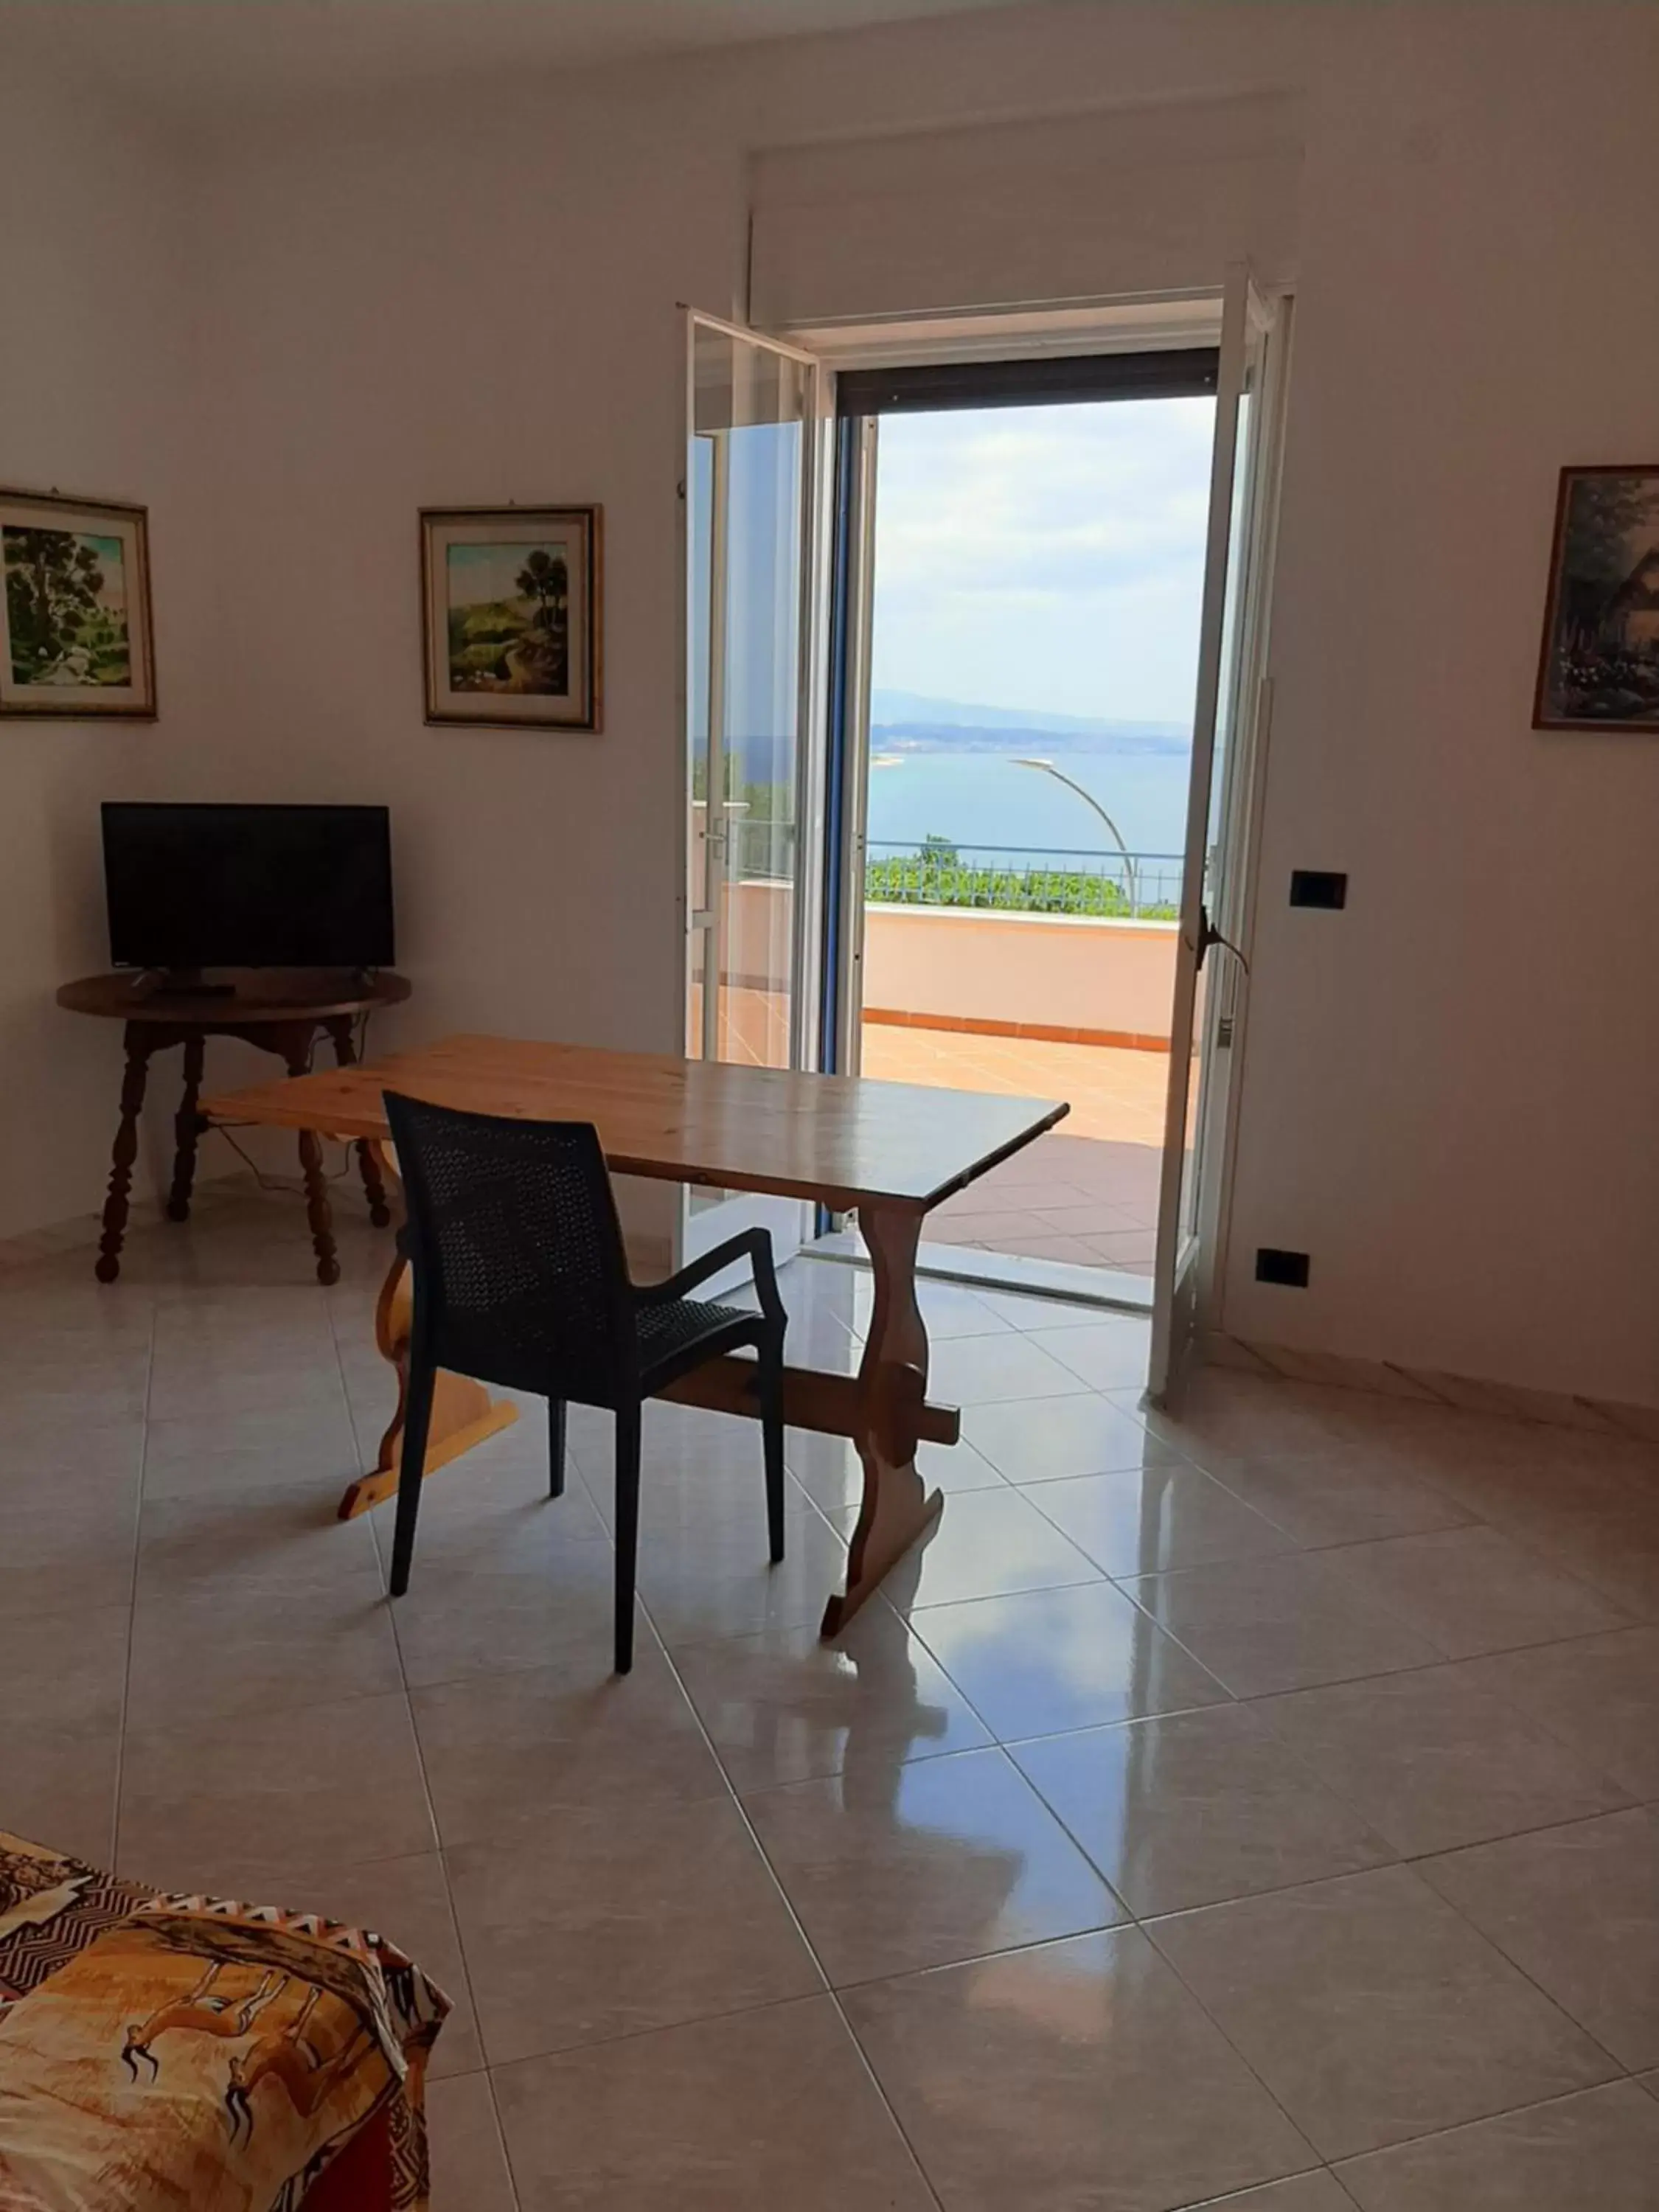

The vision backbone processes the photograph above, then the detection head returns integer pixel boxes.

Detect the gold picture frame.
[1,489,156,719]
[1534,465,1659,731]
[421,505,602,731]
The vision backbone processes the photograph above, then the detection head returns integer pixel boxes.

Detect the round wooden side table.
[58,969,412,1284]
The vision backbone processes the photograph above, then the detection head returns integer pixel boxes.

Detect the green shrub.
[866,851,1175,920]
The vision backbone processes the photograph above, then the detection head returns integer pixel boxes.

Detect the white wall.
[864,907,1177,1044]
[5,2,1658,1405]
[0,55,205,1235]
[1226,10,1659,1400]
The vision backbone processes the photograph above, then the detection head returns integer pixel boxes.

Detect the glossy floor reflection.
[6,1183,1659,2208]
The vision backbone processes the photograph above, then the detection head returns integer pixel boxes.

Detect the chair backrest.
[383,1091,636,1398]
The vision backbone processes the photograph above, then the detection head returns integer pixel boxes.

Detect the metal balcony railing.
[712,815,1185,920]
[864,841,1183,920]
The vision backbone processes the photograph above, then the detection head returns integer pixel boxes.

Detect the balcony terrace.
[705,840,1180,1287]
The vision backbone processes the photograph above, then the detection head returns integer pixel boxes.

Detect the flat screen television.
[102,802,394,971]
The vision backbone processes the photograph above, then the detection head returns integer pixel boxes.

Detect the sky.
[447,539,563,608]
[869,395,1215,726]
[83,534,128,616]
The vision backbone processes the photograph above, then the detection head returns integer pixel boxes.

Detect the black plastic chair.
[381,1090,788,1672]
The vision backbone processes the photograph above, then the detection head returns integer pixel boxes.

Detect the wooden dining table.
[202,1034,1067,1635]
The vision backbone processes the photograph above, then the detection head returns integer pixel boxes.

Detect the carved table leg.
[296,1126,340,1286]
[326,1015,392,1227]
[97,1026,156,1283]
[335,1230,518,1520]
[821,1202,944,1638]
[166,1034,206,1222]
[277,1036,341,1287]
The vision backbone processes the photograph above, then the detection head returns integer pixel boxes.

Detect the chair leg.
[613,1401,641,1674]
[389,1354,437,1598]
[759,1329,786,1565]
[549,1399,567,1498]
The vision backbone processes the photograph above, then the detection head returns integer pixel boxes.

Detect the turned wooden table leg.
[166,1034,206,1222]
[277,1034,341,1287]
[96,1026,156,1283]
[335,1232,518,1520]
[326,1015,392,1227]
[296,1126,340,1286]
[821,1202,944,1638]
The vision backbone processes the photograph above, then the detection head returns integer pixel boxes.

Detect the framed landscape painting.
[1534,465,1659,730]
[1,490,156,718]
[422,506,602,731]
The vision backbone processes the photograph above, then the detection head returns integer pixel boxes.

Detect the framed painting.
[421,506,602,731]
[1,490,156,719]
[1534,465,1659,731]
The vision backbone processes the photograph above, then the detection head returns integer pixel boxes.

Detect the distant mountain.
[869,688,1189,754]
[721,692,1190,782]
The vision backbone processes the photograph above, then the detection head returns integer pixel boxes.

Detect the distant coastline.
[722,690,1196,855]
[870,686,1191,759]
[863,692,1195,859]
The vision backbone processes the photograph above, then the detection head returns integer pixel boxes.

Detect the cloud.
[870,397,1215,720]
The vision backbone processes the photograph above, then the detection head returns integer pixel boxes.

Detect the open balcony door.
[1149,271,1287,1402]
[681,308,831,1282]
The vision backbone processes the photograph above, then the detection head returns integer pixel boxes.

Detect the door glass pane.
[1178,365,1256,1243]
[1151,275,1278,1400]
[686,322,810,1070]
[687,430,715,1054]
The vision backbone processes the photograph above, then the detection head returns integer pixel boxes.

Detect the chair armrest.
[639,1226,787,1332]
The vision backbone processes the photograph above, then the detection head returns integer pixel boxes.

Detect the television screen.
[102,803,394,970]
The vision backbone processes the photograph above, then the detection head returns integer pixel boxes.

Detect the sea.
[727,692,1196,869]
[856,688,1195,862]
[865,748,1192,863]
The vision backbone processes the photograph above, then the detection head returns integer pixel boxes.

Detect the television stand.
[58,967,412,1283]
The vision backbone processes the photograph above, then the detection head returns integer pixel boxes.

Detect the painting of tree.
[516,549,568,637]
[442,540,568,695]
[3,526,129,688]
[422,506,601,731]
[1558,475,1658,593]
[0,493,150,716]
[1535,467,1659,729]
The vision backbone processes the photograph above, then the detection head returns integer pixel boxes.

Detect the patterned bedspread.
[0,1833,449,2212]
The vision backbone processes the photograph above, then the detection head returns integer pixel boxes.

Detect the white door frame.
[828,411,880,1082]
[1191,293,1295,1335]
[801,294,1260,1317]
[706,285,1290,1349]
[677,306,833,1276]
[1148,269,1290,1400]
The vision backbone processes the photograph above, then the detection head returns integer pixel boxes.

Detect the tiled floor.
[8,1184,1659,2208]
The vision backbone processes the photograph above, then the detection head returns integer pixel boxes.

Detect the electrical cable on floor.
[212,1126,361,1193]
[198,1005,382,1196]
